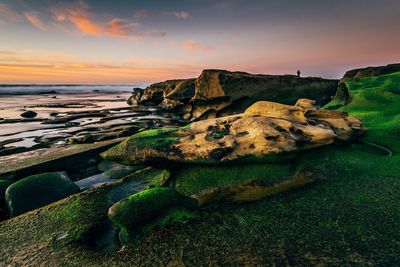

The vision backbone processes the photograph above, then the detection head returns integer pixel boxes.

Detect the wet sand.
[0,91,186,155]
[0,91,131,119]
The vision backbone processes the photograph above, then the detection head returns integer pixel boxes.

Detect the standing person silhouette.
[297,70,301,77]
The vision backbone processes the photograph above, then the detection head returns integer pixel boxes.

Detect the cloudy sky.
[0,0,399,84]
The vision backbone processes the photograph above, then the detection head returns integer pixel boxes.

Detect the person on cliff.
[297,70,301,77]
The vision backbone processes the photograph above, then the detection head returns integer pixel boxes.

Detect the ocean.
[0,85,144,95]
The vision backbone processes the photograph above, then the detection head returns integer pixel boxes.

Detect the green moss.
[108,187,182,229]
[146,169,171,188]
[143,208,198,230]
[174,162,296,196]
[325,71,400,154]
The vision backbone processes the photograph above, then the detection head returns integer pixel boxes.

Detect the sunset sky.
[0,0,399,84]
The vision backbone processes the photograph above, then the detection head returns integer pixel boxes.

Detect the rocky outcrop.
[128,70,339,120]
[102,100,366,165]
[341,63,400,81]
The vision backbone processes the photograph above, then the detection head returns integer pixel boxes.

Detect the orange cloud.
[50,3,164,38]
[182,40,212,52]
[51,4,102,36]
[105,19,137,37]
[23,11,47,31]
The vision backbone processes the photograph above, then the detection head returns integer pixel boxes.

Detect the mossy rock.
[101,127,184,165]
[108,187,196,229]
[5,172,80,216]
[97,160,144,179]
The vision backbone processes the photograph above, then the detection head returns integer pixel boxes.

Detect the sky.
[0,0,399,84]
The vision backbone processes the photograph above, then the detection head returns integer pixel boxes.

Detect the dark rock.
[5,172,80,216]
[342,63,400,81]
[20,111,38,118]
[127,88,143,106]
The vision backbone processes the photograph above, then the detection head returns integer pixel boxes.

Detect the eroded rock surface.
[102,100,366,164]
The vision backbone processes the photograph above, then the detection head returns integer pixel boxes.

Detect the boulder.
[102,100,366,165]
[5,172,80,216]
[20,111,37,118]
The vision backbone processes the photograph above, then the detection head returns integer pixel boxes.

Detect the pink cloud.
[23,11,47,31]
[182,40,212,52]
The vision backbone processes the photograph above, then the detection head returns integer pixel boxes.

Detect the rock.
[295,98,317,110]
[97,160,144,179]
[244,101,308,123]
[0,138,123,181]
[102,100,366,165]
[108,187,183,229]
[65,121,80,127]
[342,63,400,81]
[5,172,80,216]
[127,69,339,120]
[75,173,113,190]
[192,70,337,106]
[127,88,143,105]
[20,111,37,118]
[49,112,59,117]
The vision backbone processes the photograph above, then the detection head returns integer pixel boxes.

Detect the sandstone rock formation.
[102,100,366,165]
[128,69,339,120]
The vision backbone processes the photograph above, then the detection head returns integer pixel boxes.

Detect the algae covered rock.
[5,172,80,216]
[108,187,195,229]
[102,101,366,165]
